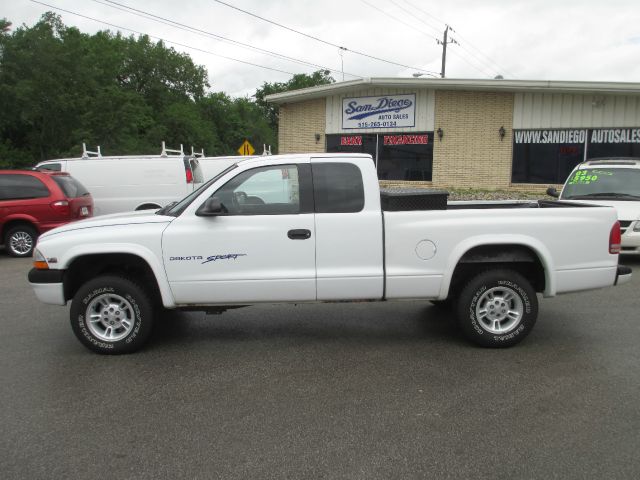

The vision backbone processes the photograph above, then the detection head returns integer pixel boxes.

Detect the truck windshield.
[157,164,238,216]
[561,168,640,200]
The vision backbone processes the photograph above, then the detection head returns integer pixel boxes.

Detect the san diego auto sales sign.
[342,94,416,129]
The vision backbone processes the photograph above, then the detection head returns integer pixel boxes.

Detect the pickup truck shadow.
[151,302,466,348]
[620,255,640,266]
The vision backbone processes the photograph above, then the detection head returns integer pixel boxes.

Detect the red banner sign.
[383,135,429,145]
[340,136,363,146]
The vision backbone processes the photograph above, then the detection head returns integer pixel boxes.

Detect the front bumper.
[620,225,640,255]
[28,268,66,305]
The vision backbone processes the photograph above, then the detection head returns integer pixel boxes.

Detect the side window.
[212,165,300,215]
[312,163,365,213]
[38,163,61,172]
[0,174,50,200]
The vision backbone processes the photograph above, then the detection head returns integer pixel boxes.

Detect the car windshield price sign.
[237,139,255,156]
[342,94,416,130]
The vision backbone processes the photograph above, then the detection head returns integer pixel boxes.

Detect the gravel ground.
[446,188,547,201]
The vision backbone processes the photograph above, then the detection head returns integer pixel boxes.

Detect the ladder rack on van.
[161,141,184,157]
[81,143,102,159]
[191,146,205,158]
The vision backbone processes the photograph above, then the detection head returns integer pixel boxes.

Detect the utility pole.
[437,25,458,78]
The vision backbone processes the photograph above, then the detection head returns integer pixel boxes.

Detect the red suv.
[0,170,94,257]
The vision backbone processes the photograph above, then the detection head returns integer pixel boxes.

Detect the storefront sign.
[342,94,416,130]
[340,136,362,146]
[383,134,428,145]
[590,128,640,143]
[514,129,587,144]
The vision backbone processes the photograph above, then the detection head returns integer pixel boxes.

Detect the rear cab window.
[312,163,365,213]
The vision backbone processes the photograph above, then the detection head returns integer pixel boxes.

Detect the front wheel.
[5,225,37,257]
[70,276,154,354]
[456,269,538,348]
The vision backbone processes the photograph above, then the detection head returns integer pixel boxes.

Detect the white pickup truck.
[28,153,631,354]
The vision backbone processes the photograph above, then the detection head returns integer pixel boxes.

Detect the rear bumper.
[616,265,632,286]
[28,268,66,305]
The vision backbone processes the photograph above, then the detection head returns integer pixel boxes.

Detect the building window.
[512,128,640,184]
[587,128,640,159]
[326,132,433,181]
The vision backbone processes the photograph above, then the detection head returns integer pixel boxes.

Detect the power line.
[451,29,518,79]
[400,0,516,78]
[359,0,439,42]
[360,0,496,78]
[387,0,443,37]
[211,0,440,77]
[29,0,298,76]
[100,0,362,79]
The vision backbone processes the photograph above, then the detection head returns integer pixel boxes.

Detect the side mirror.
[546,187,560,198]
[196,197,227,216]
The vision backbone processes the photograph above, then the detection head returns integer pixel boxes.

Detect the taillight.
[609,221,621,254]
[50,200,70,216]
[185,168,193,184]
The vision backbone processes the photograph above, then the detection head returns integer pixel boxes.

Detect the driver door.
[162,163,317,305]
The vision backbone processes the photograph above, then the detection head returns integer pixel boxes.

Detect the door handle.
[288,229,311,240]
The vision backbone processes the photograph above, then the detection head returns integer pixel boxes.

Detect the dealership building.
[265,78,640,191]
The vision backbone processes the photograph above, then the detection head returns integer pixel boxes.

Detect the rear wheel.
[5,225,37,257]
[70,275,154,354]
[456,269,538,348]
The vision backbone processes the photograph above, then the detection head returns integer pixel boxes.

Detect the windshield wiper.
[565,192,640,200]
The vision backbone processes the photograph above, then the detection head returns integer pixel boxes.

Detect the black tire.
[5,225,37,257]
[70,275,154,354]
[456,269,538,348]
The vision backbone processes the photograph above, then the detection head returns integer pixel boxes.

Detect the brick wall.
[278,99,326,154]
[433,91,514,189]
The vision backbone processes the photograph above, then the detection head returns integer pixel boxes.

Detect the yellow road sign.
[237,140,255,156]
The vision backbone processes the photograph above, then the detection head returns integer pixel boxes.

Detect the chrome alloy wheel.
[475,286,523,334]
[86,293,135,342]
[10,231,33,256]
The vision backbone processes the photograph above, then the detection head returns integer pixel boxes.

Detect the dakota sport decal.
[169,254,247,264]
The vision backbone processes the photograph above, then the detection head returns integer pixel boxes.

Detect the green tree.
[254,70,335,143]
[0,13,329,168]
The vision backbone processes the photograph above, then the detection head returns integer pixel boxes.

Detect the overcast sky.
[5,0,640,97]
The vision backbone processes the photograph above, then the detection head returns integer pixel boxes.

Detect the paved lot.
[1,253,639,479]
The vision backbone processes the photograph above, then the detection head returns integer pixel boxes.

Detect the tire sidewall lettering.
[78,287,140,347]
[469,285,487,335]
[458,270,538,348]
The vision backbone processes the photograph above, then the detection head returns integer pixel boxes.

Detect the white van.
[547,157,640,255]
[35,144,204,216]
[199,155,256,181]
